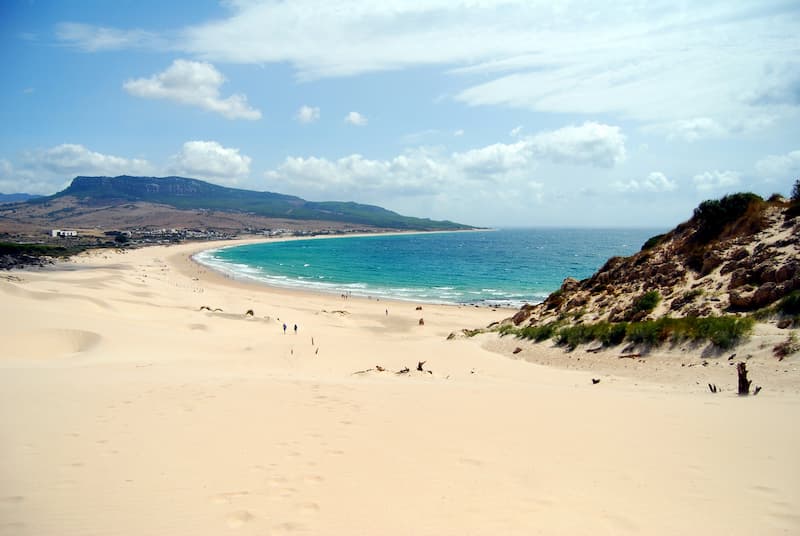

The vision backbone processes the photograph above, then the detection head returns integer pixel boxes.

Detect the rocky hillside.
[24,176,473,231]
[510,193,800,330]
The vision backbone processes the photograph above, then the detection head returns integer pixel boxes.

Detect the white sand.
[1,239,798,535]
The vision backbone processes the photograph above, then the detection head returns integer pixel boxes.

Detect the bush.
[518,322,561,342]
[641,233,666,251]
[692,193,764,243]
[777,291,800,316]
[792,179,800,202]
[631,290,661,316]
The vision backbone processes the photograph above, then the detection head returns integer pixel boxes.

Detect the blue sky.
[1,0,799,227]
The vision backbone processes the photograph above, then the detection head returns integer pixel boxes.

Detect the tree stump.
[737,362,752,396]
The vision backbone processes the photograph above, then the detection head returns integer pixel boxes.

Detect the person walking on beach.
[293,324,298,334]
[283,323,287,334]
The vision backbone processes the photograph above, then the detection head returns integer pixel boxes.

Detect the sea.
[194,228,662,308]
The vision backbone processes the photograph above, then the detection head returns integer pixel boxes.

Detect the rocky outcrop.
[508,196,800,328]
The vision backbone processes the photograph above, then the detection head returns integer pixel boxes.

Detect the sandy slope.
[1,239,798,535]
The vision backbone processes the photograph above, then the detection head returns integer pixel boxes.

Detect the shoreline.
[187,231,525,310]
[1,242,798,535]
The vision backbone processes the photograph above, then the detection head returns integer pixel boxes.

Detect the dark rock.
[729,247,749,261]
[511,309,532,326]
[728,268,751,290]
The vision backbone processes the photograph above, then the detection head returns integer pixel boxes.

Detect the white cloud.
[56,22,164,51]
[528,122,626,168]
[614,171,677,193]
[509,125,523,138]
[0,144,154,194]
[265,122,625,200]
[755,149,800,178]
[453,129,464,137]
[295,105,320,124]
[123,59,261,120]
[61,3,798,131]
[646,117,729,142]
[344,111,368,126]
[36,144,153,176]
[693,170,741,192]
[168,141,251,185]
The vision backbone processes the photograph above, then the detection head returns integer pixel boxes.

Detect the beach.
[1,239,799,535]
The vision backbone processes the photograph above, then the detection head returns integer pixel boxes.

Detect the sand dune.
[0,240,798,535]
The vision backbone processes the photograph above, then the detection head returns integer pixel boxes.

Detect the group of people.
[282,322,298,335]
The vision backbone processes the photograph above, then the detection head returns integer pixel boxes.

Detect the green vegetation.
[631,290,661,316]
[0,242,84,257]
[641,233,666,251]
[777,291,800,316]
[500,315,754,350]
[692,192,764,243]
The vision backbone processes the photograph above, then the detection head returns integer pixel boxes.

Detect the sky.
[1,0,799,228]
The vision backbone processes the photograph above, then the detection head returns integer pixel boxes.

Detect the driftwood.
[396,367,410,375]
[708,383,718,393]
[619,353,641,359]
[352,368,374,375]
[591,378,601,385]
[737,362,752,395]
[417,361,426,371]
[376,365,385,372]
[512,347,522,354]
[245,309,254,316]
[586,347,604,354]
[415,306,423,311]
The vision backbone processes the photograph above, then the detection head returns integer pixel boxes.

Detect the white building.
[51,229,78,238]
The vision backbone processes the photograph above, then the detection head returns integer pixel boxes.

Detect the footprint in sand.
[225,510,254,528]
[296,501,320,515]
[212,491,250,505]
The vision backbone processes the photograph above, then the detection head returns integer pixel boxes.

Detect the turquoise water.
[195,229,661,307]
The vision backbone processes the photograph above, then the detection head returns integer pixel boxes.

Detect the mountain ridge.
[15,175,472,231]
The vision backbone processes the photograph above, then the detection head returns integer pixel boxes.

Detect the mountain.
[26,175,472,231]
[503,193,799,347]
[0,193,40,204]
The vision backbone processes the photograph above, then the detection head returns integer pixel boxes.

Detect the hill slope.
[25,175,472,231]
[508,193,800,332]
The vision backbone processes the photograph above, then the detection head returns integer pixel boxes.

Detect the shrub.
[792,179,800,202]
[625,321,664,345]
[641,233,666,251]
[631,290,661,316]
[692,193,764,243]
[777,291,800,316]
[518,322,561,342]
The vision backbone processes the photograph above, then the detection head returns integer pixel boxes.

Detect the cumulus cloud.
[528,122,626,167]
[0,144,154,194]
[509,125,523,138]
[123,59,261,120]
[614,172,677,193]
[56,22,165,51]
[344,111,368,126]
[265,122,625,199]
[755,149,800,178]
[693,170,741,192]
[36,144,153,176]
[168,141,251,185]
[295,105,320,124]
